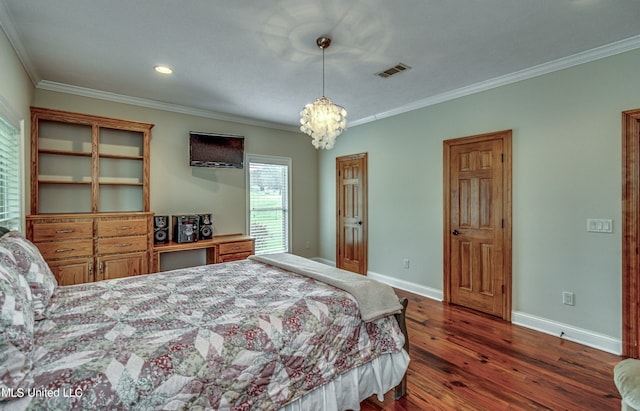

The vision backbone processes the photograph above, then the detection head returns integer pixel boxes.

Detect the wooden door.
[444,131,512,320]
[336,153,368,275]
[49,259,93,286]
[99,253,146,281]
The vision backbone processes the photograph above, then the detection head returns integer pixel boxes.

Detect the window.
[0,98,22,231]
[247,154,291,254]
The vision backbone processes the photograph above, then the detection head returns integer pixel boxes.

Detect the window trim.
[245,153,292,254]
[0,95,24,231]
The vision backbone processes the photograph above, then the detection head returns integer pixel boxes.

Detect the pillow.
[0,263,34,394]
[615,359,640,411]
[0,231,57,320]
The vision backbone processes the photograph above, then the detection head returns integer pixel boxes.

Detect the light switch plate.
[587,218,613,233]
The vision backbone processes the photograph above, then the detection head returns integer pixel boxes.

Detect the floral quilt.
[5,259,405,410]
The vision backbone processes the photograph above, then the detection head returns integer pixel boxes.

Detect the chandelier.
[300,36,347,150]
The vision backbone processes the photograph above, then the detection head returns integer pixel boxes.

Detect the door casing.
[336,153,368,275]
[622,108,640,358]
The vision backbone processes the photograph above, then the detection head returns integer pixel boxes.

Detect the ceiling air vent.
[376,63,411,78]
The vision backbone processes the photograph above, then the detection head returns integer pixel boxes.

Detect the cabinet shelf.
[99,153,144,160]
[98,181,144,186]
[31,107,153,214]
[39,148,92,157]
[38,180,92,185]
[37,149,144,162]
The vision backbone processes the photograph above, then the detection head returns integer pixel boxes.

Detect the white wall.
[319,48,640,346]
[31,90,320,266]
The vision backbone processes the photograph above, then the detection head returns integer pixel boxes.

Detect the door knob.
[452,229,459,235]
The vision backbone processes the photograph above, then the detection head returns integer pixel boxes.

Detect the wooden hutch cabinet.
[26,107,153,286]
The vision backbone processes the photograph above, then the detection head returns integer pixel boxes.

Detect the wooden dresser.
[27,107,154,285]
[27,213,153,285]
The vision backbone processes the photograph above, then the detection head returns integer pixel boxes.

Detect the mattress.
[4,258,407,410]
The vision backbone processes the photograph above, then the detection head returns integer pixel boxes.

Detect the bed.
[0,230,409,410]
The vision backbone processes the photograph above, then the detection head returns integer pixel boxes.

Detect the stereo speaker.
[172,215,199,243]
[198,213,213,240]
[153,215,169,244]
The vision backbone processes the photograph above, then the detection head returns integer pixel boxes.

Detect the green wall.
[4,21,638,349]
[0,26,34,226]
[319,48,640,342]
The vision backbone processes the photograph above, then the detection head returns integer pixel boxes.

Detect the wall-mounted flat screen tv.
[189,132,244,168]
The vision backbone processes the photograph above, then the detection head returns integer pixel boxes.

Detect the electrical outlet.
[562,291,574,306]
[403,258,410,269]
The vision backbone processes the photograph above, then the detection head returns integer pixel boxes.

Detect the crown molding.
[0,0,40,86]
[36,81,300,133]
[350,34,640,127]
[11,21,640,132]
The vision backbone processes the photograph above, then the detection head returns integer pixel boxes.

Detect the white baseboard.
[366,271,444,301]
[310,257,443,300]
[512,311,622,355]
[310,257,621,355]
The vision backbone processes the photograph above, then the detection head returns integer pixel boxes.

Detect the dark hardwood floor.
[361,289,624,410]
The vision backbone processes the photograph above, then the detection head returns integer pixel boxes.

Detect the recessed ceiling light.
[154,65,173,75]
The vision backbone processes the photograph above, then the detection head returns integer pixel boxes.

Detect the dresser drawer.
[218,251,253,263]
[97,235,148,254]
[32,221,93,241]
[35,239,94,260]
[219,240,254,256]
[97,219,148,237]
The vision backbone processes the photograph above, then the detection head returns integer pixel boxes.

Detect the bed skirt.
[280,349,410,411]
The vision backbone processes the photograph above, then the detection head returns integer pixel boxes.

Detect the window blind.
[0,116,21,230]
[248,156,290,254]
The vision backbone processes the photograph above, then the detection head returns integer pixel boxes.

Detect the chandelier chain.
[322,46,325,97]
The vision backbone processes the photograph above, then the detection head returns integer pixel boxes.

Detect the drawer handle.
[232,246,240,250]
[116,226,132,231]
[55,248,74,253]
[116,243,132,247]
[56,229,74,234]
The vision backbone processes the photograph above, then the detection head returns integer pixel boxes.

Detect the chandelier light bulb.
[300,97,347,150]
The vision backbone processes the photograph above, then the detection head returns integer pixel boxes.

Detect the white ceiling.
[1,0,640,131]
